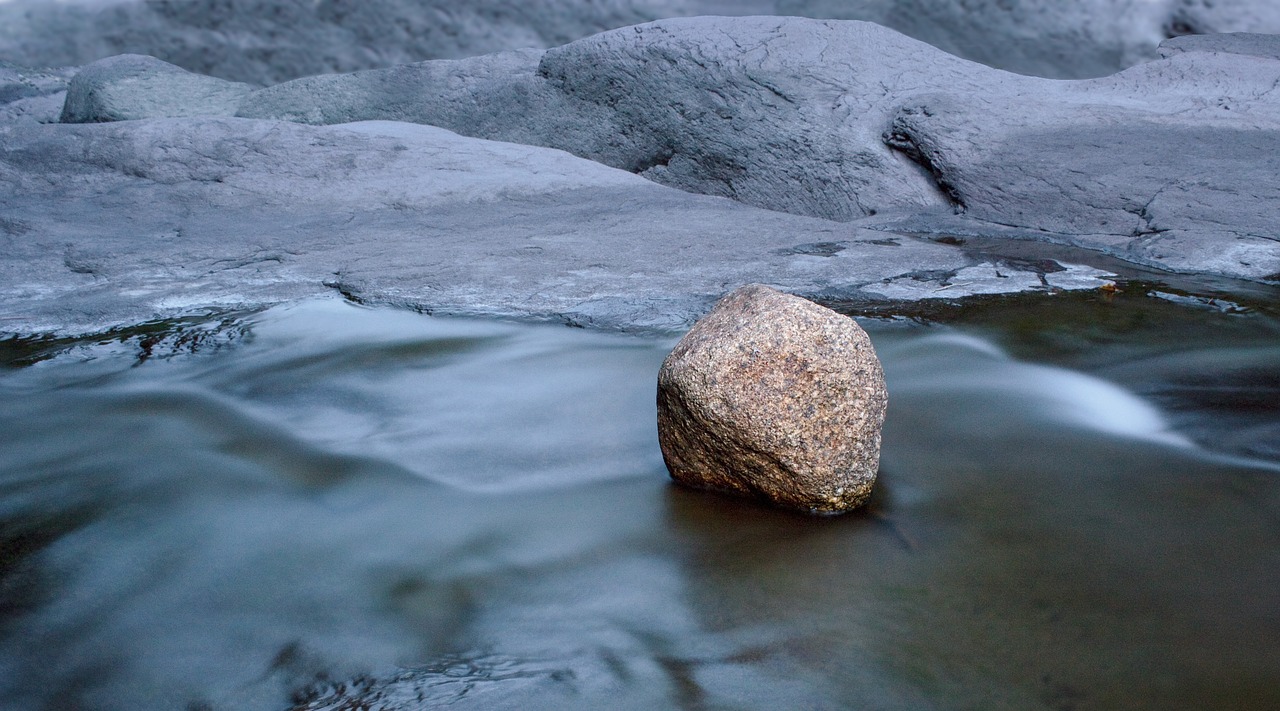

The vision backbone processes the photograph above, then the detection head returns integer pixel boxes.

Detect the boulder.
[1167,0,1280,37]
[1158,31,1280,60]
[60,54,253,123]
[656,284,888,514]
[879,49,1280,281]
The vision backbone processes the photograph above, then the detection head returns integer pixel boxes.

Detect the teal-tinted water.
[1,290,1277,710]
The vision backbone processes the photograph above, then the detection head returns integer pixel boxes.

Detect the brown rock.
[657,284,888,514]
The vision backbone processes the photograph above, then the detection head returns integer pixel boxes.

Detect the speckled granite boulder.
[656,284,887,514]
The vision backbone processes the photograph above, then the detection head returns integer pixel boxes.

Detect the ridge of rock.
[4,0,1280,82]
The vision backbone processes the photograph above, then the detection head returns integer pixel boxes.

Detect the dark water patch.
[831,275,1280,462]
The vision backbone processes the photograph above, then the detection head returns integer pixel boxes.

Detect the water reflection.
[0,296,1276,710]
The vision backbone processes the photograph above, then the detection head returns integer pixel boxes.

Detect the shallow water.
[1,291,1278,711]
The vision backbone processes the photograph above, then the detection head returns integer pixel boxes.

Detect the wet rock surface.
[877,50,1280,280]
[657,285,888,513]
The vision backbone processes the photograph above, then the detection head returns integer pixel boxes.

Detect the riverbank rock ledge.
[657,285,888,514]
[61,54,253,123]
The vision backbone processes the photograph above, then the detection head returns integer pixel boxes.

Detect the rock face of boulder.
[238,18,1009,221]
[0,61,72,125]
[656,284,888,514]
[60,54,254,123]
[3,0,1280,82]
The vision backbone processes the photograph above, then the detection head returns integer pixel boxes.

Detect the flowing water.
[1,284,1278,711]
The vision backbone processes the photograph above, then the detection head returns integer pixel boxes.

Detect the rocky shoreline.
[6,15,1280,339]
[2,11,1278,330]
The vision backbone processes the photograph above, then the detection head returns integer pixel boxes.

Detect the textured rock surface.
[60,54,255,123]
[0,61,72,125]
[1159,31,1280,60]
[234,17,1280,280]
[237,18,1018,221]
[0,0,699,86]
[3,0,1280,82]
[878,49,1280,281]
[657,284,887,513]
[0,117,1109,338]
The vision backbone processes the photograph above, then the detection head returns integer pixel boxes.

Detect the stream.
[1,282,1278,711]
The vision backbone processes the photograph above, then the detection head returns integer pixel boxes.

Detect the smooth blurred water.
[1,294,1277,710]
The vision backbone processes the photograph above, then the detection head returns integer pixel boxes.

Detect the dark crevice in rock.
[1126,202,1169,238]
[633,148,673,174]
[882,124,965,212]
[321,278,367,305]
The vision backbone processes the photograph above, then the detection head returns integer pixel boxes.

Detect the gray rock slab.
[0,60,72,104]
[0,93,65,126]
[238,16,1280,282]
[239,18,1016,222]
[0,61,72,125]
[2,0,1280,82]
[0,0,714,86]
[0,117,1110,338]
[879,50,1280,280]
[60,54,255,123]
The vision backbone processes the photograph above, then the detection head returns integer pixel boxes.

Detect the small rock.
[60,54,251,123]
[656,284,888,514]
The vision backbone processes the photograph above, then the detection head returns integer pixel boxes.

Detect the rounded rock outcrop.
[60,54,251,123]
[656,284,888,514]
